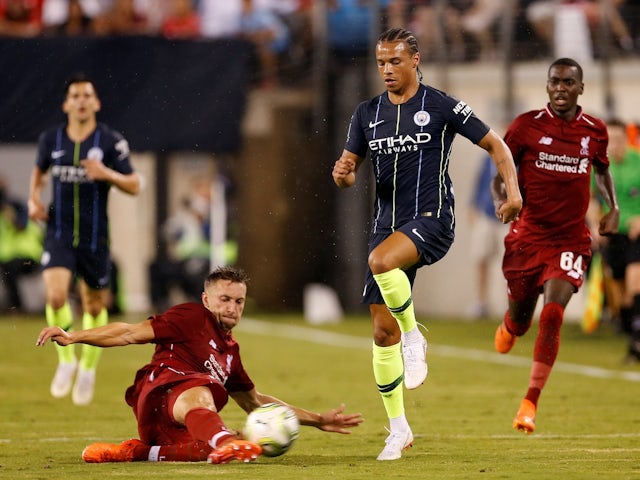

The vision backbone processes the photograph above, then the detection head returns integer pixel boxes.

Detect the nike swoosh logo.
[51,150,65,159]
[412,228,425,242]
[368,120,384,128]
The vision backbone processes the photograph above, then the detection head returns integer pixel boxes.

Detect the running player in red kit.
[491,58,619,434]
[36,266,363,465]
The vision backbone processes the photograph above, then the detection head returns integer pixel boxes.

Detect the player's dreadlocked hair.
[377,28,423,82]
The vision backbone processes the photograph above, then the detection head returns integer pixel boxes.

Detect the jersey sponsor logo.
[204,350,231,383]
[368,133,432,154]
[535,151,588,174]
[369,120,384,129]
[87,147,104,162]
[452,101,473,123]
[538,136,553,145]
[413,110,430,127]
[51,165,93,183]
[51,149,66,159]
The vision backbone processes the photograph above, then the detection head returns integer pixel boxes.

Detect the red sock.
[150,441,211,462]
[533,302,563,365]
[504,310,532,337]
[184,408,235,449]
[525,302,564,406]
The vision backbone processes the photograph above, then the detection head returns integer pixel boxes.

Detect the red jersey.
[141,303,254,393]
[504,104,608,246]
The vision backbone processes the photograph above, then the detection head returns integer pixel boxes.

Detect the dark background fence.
[0,37,252,153]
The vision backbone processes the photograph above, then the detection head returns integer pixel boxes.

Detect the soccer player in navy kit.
[492,58,619,434]
[36,266,363,465]
[332,28,522,460]
[28,73,141,406]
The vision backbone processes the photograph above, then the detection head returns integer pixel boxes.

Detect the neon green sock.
[372,342,404,419]
[79,308,108,371]
[373,268,416,333]
[46,303,76,364]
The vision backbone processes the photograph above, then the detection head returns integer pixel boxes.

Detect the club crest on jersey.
[87,147,104,162]
[580,136,590,156]
[413,110,430,127]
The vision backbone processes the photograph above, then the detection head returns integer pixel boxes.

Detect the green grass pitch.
[1,313,639,479]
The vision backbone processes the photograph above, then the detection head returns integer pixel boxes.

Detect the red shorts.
[502,235,591,302]
[125,366,230,445]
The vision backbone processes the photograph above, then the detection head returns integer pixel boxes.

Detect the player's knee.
[173,386,217,424]
[46,291,68,310]
[368,251,395,275]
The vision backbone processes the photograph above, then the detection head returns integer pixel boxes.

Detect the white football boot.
[376,427,414,461]
[401,330,428,389]
[50,360,77,398]
[72,368,96,406]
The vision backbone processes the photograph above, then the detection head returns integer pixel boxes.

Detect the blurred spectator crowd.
[0,0,313,88]
[0,0,638,85]
[384,0,639,62]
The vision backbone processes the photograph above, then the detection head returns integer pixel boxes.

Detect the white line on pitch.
[238,318,640,383]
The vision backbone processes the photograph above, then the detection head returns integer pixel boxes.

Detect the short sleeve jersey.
[147,302,254,393]
[504,104,609,244]
[344,83,490,234]
[35,122,134,250]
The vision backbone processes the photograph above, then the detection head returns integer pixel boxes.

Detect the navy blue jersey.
[36,122,134,250]
[344,83,490,234]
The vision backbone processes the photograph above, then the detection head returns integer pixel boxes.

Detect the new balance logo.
[369,120,384,129]
[538,136,552,145]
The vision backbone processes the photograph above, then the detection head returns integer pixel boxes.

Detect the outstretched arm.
[478,129,522,223]
[230,389,364,434]
[36,319,155,348]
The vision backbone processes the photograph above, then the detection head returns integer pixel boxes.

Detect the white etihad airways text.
[369,133,431,153]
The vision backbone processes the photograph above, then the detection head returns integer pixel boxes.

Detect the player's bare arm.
[230,390,363,434]
[81,159,141,196]
[36,319,155,348]
[332,150,362,188]
[27,166,48,222]
[478,130,522,223]
[593,166,619,236]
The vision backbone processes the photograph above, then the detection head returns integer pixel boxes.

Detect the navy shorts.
[362,216,455,305]
[41,236,111,290]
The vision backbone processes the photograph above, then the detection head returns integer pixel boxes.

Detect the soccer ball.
[243,403,300,457]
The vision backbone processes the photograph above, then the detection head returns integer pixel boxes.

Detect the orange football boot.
[494,322,517,354]
[82,439,146,463]
[207,439,262,464]
[513,399,536,434]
